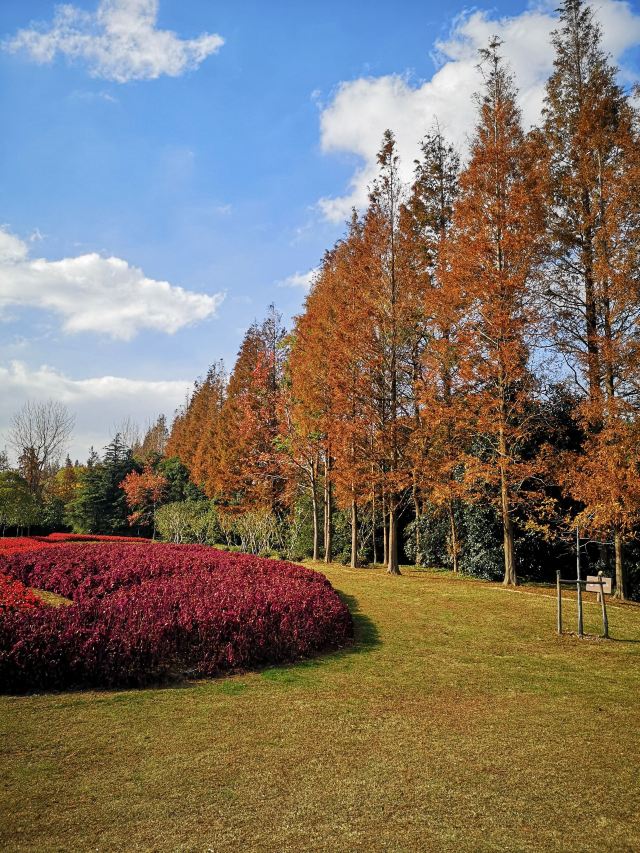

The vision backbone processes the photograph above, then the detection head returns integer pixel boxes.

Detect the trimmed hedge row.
[0,534,147,556]
[0,544,353,692]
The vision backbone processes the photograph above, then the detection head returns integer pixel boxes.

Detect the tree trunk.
[413,482,421,565]
[372,490,378,564]
[614,528,626,600]
[448,499,459,573]
[498,416,516,585]
[350,496,359,568]
[324,454,332,563]
[382,490,388,565]
[500,466,516,585]
[581,189,602,404]
[311,460,319,561]
[387,498,401,575]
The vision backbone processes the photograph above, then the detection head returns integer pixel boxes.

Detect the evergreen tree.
[66,435,139,533]
[156,456,205,502]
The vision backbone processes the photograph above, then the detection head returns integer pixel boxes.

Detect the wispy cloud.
[68,89,119,103]
[4,0,224,83]
[0,227,223,340]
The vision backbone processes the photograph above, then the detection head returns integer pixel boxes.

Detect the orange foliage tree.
[401,128,466,569]
[213,307,288,513]
[562,407,640,599]
[288,249,341,563]
[166,361,226,488]
[542,0,640,596]
[120,465,168,538]
[446,40,546,585]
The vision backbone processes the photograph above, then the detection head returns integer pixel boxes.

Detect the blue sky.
[1,0,639,460]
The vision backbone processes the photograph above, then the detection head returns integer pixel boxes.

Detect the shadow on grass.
[608,636,640,644]
[334,590,381,655]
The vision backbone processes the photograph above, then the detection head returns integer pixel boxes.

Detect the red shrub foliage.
[0,534,148,556]
[0,537,50,555]
[0,544,353,692]
[43,534,146,543]
[0,573,42,614]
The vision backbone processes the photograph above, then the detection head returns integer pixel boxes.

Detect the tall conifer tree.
[449,40,545,585]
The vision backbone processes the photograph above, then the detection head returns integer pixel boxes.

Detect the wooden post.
[598,571,609,639]
[576,526,584,637]
[556,570,562,635]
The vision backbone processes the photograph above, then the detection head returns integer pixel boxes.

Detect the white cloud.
[0,229,29,264]
[4,0,224,83]
[318,0,640,222]
[278,268,320,291]
[0,227,223,340]
[0,360,191,461]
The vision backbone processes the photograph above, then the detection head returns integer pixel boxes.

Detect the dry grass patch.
[1,563,639,852]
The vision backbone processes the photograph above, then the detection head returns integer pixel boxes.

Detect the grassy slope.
[1,565,639,853]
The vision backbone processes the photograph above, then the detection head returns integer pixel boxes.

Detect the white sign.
[586,575,612,594]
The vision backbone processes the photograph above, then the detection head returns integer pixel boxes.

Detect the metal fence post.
[556,569,562,635]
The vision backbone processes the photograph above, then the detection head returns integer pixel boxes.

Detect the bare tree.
[112,417,142,454]
[140,414,169,461]
[8,400,75,494]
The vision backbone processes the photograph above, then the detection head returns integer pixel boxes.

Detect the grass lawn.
[1,564,639,852]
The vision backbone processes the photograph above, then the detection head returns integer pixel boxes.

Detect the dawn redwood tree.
[562,408,640,599]
[542,0,637,404]
[289,251,340,563]
[139,414,169,464]
[367,130,415,575]
[324,214,375,568]
[403,128,466,569]
[449,40,546,585]
[579,105,640,598]
[542,0,640,596]
[214,308,288,513]
[166,361,226,488]
[189,362,227,495]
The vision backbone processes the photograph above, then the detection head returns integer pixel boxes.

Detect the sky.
[1,0,639,462]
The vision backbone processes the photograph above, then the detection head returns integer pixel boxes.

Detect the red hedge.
[0,573,42,614]
[0,534,148,557]
[0,544,353,692]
